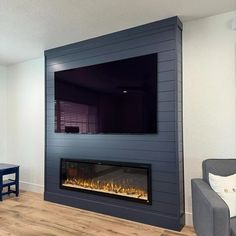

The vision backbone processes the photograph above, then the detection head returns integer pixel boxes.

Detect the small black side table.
[0,164,19,201]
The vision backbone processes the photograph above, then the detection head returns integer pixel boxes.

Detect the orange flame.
[63,178,147,200]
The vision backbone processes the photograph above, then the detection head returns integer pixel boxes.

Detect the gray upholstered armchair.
[191,159,236,236]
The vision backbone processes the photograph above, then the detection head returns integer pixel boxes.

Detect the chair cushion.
[231,217,236,236]
[203,159,236,185]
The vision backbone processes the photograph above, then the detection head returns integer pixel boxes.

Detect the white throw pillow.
[209,173,236,218]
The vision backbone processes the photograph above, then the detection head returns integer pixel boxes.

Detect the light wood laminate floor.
[0,191,196,236]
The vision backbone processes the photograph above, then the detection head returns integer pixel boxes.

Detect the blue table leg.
[0,175,2,201]
[15,167,19,197]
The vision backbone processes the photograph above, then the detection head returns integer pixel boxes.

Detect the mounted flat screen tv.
[54,53,157,134]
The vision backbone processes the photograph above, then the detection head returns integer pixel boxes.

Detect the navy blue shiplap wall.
[44,16,184,230]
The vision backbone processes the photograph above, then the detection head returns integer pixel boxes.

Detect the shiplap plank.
[47,29,174,66]
[159,81,175,92]
[46,148,176,161]
[47,40,176,73]
[158,60,175,72]
[158,71,175,82]
[46,140,176,152]
[158,50,176,62]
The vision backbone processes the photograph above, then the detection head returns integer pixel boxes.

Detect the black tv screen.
[54,53,157,134]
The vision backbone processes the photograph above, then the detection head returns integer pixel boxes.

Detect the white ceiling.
[0,0,235,65]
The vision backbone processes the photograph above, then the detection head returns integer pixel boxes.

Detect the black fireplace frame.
[60,158,152,205]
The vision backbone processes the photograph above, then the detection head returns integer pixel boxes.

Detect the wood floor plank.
[0,191,196,236]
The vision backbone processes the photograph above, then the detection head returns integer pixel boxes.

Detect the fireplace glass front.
[60,159,151,204]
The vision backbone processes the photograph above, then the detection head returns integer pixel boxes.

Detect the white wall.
[6,58,45,193]
[0,65,7,163]
[183,11,236,225]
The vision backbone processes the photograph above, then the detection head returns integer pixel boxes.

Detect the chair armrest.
[191,179,230,236]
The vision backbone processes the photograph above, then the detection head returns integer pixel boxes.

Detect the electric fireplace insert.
[60,159,152,204]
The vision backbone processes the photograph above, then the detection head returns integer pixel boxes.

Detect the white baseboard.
[185,212,193,226]
[20,181,44,194]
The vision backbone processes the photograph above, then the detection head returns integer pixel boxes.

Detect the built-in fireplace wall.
[45,16,184,230]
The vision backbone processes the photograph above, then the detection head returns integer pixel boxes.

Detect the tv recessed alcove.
[45,16,184,231]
